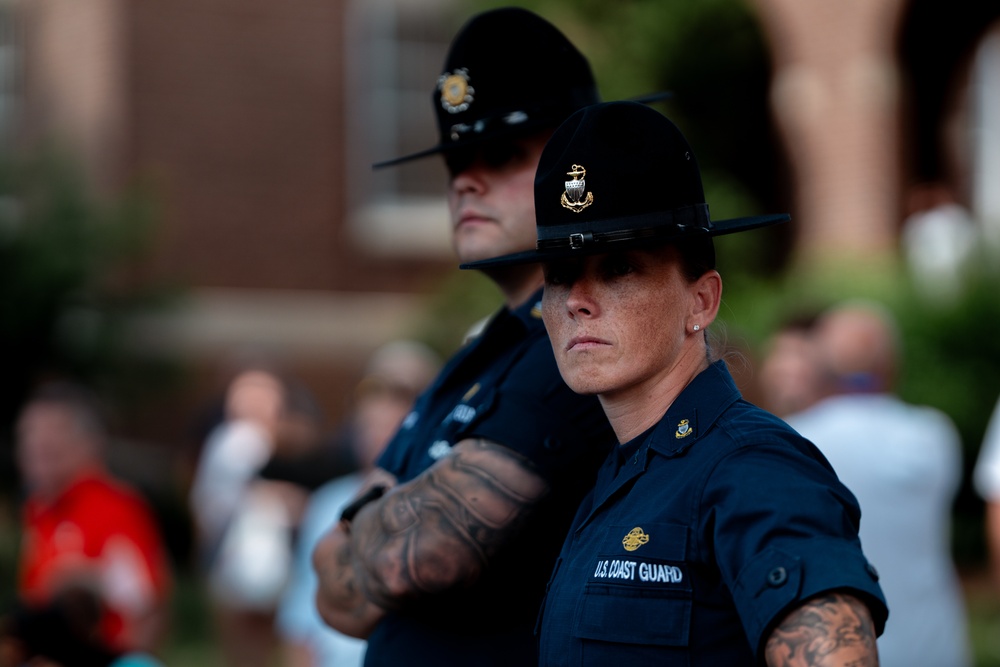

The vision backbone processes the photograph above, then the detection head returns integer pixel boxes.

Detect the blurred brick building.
[7,0,1000,454]
[9,0,466,452]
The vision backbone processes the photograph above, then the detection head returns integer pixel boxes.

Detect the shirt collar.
[509,287,545,330]
[646,359,742,458]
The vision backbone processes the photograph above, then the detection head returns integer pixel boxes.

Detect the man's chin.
[454,240,500,265]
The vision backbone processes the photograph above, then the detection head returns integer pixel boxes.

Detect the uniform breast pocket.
[574,522,692,648]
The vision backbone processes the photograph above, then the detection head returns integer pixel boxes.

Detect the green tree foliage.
[0,148,179,453]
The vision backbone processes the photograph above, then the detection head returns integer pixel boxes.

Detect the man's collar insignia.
[462,383,481,402]
[675,418,693,438]
[439,68,474,114]
[561,164,594,212]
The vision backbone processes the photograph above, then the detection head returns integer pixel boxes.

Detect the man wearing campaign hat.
[464,100,888,665]
[312,8,618,666]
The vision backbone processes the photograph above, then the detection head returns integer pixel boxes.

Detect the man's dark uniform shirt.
[367,288,613,667]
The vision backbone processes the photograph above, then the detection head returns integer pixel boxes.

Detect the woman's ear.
[689,270,722,330]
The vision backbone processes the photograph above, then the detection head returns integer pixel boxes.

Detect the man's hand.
[764,592,879,666]
[312,438,549,633]
[313,523,386,638]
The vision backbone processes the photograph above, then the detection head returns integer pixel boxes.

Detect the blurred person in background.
[188,364,319,667]
[755,313,825,418]
[10,382,172,660]
[785,300,972,667]
[312,8,620,666]
[974,394,1000,594]
[277,340,440,667]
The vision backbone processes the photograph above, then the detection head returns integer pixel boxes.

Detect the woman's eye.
[544,264,576,286]
[603,257,634,278]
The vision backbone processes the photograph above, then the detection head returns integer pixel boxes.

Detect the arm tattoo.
[764,592,879,667]
[349,438,549,609]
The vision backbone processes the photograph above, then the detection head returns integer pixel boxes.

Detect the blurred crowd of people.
[1,339,440,667]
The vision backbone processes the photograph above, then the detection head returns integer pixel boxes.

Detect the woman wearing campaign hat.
[465,101,888,665]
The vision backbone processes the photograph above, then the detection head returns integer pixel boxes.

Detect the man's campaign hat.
[373,7,601,169]
[461,101,790,269]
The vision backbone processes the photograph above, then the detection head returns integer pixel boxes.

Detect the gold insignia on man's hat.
[439,68,475,114]
[622,527,650,552]
[561,164,594,212]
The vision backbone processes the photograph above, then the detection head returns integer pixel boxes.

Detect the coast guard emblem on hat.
[675,419,692,438]
[622,527,650,552]
[438,68,474,113]
[561,164,594,212]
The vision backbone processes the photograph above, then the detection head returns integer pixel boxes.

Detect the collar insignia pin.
[622,527,650,552]
[462,383,481,402]
[675,419,692,439]
[561,164,594,212]
[438,68,474,114]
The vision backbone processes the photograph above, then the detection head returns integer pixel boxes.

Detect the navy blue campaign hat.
[373,7,668,169]
[460,101,790,269]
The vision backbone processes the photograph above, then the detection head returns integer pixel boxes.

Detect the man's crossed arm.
[312,438,549,637]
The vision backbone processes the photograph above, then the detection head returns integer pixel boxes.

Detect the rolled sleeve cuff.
[732,539,888,657]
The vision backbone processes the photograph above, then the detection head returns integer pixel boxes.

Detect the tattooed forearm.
[350,438,549,609]
[312,523,386,637]
[764,592,879,667]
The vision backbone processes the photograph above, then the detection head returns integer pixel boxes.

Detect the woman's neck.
[600,351,709,443]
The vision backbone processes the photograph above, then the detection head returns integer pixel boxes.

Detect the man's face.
[445,132,549,265]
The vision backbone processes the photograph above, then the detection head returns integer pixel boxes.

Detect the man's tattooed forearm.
[350,438,549,608]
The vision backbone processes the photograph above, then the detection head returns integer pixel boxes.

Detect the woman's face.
[541,247,717,402]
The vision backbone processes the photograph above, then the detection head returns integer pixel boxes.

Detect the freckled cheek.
[541,291,564,333]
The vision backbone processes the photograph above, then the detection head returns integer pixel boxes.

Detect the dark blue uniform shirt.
[538,361,887,666]
[365,290,614,667]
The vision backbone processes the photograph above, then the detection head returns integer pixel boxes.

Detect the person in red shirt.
[14,382,172,655]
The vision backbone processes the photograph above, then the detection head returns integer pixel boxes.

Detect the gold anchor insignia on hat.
[622,527,650,552]
[438,68,474,114]
[561,164,594,212]
[675,419,693,439]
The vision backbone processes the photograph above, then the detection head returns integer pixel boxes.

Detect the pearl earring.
[692,324,700,332]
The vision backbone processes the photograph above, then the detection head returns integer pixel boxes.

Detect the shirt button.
[767,566,788,587]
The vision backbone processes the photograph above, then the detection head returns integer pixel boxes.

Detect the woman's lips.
[566,335,610,351]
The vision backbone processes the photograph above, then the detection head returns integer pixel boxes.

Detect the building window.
[344,0,457,258]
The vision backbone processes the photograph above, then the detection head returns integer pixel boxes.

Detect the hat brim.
[372,115,556,170]
[373,92,674,170]
[459,212,789,270]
